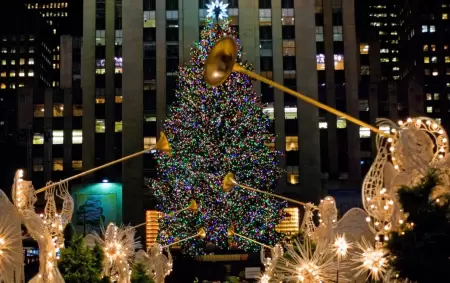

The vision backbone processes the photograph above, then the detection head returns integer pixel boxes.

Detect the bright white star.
[206,0,229,20]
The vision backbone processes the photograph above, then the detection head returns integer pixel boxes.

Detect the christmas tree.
[151,3,285,256]
[386,170,450,282]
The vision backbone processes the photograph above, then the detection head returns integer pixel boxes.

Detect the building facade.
[18,0,389,226]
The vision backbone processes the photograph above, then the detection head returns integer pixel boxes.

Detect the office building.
[18,0,387,227]
[397,1,450,127]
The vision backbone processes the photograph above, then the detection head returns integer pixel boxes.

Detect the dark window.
[199,0,208,8]
[282,26,295,39]
[166,0,178,10]
[283,57,296,70]
[259,0,271,9]
[229,0,238,8]
[260,26,272,39]
[260,57,273,70]
[143,0,156,10]
[166,28,179,42]
[167,44,178,58]
[167,58,179,73]
[143,28,156,42]
[282,0,294,8]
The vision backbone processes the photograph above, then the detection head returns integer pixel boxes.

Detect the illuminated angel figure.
[259,243,283,282]
[362,117,449,235]
[86,223,140,283]
[11,171,65,283]
[134,244,173,283]
[311,196,374,244]
[0,190,24,283]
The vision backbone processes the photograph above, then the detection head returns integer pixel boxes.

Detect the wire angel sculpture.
[85,223,140,283]
[11,171,73,283]
[134,243,173,283]
[311,196,374,244]
[258,243,283,282]
[362,117,449,234]
[0,189,24,283]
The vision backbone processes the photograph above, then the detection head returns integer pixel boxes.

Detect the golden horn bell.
[188,199,198,211]
[197,228,207,239]
[154,132,172,156]
[204,36,238,87]
[227,227,235,238]
[222,172,237,192]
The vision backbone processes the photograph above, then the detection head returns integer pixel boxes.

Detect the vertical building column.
[63,89,73,178]
[239,0,261,97]
[122,0,144,226]
[387,82,398,121]
[323,0,338,179]
[44,89,53,182]
[295,0,322,200]
[60,36,73,89]
[17,89,34,178]
[179,0,198,64]
[271,0,287,192]
[105,0,116,173]
[81,0,96,179]
[156,0,166,136]
[368,32,381,154]
[342,0,361,182]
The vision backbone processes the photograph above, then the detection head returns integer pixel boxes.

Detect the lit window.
[29,47,34,53]
[427,106,433,113]
[1,48,6,53]
[333,26,343,41]
[281,8,294,25]
[19,58,25,65]
[144,137,157,150]
[115,96,123,103]
[28,58,34,65]
[426,93,432,100]
[96,119,105,133]
[434,93,440,100]
[9,71,15,77]
[28,70,34,77]
[72,130,82,144]
[286,136,298,151]
[337,118,347,128]
[34,104,45,117]
[431,56,437,63]
[432,69,439,76]
[430,25,436,32]
[316,26,324,42]
[360,44,369,54]
[95,30,106,45]
[115,121,122,132]
[19,70,25,77]
[11,60,15,65]
[431,45,436,51]
[282,40,295,56]
[424,57,430,63]
[423,45,429,51]
[73,105,83,116]
[53,103,64,117]
[359,127,371,138]
[33,158,43,172]
[52,131,63,144]
[72,160,82,171]
[53,158,63,171]
[143,11,156,28]
[0,72,5,77]
[319,122,327,129]
[287,166,299,185]
[259,9,272,26]
[445,56,450,63]
[422,25,428,32]
[1,60,6,65]
[32,133,44,144]
[96,98,105,104]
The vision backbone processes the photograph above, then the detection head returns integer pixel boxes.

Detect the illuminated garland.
[150,18,286,256]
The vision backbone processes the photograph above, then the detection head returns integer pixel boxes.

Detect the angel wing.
[335,208,374,243]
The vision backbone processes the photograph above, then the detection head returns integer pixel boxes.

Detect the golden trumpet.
[163,228,207,248]
[35,132,172,194]
[167,199,199,217]
[204,36,391,138]
[222,172,309,207]
[227,226,272,249]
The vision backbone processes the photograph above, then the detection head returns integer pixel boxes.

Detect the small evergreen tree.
[386,170,450,282]
[130,263,154,283]
[58,235,107,283]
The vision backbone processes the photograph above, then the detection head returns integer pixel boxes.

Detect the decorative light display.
[206,0,229,20]
[150,17,286,255]
[86,223,140,283]
[0,190,23,283]
[275,238,340,283]
[333,234,350,260]
[352,238,388,281]
[135,244,173,283]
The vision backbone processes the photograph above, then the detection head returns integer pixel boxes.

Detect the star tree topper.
[206,0,229,20]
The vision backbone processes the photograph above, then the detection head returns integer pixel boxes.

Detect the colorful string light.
[150,18,286,256]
